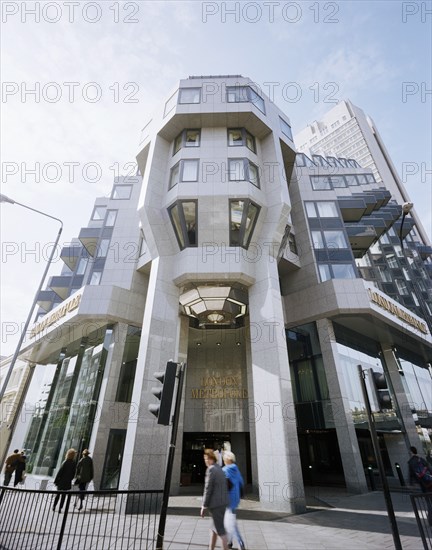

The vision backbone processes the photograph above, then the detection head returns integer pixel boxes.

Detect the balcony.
[351,193,378,216]
[345,224,377,258]
[393,217,416,240]
[415,244,432,260]
[48,275,72,300]
[60,245,84,271]
[36,290,58,312]
[78,227,100,256]
[337,197,367,222]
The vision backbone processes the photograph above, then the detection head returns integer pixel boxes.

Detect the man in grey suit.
[201,449,230,550]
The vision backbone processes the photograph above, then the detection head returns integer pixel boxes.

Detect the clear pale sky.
[1,0,431,358]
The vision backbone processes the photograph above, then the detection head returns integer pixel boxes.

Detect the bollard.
[394,462,405,486]
[367,465,377,491]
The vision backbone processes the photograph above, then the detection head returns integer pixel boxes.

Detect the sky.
[1,0,431,359]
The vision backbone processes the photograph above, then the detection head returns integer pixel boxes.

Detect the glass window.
[226,86,265,113]
[182,159,199,181]
[111,185,132,200]
[228,128,256,152]
[76,258,88,276]
[91,206,106,220]
[319,264,331,282]
[365,174,376,183]
[169,162,180,189]
[173,129,201,155]
[395,279,409,295]
[317,202,338,218]
[229,199,260,249]
[228,159,260,188]
[332,264,356,279]
[105,210,117,227]
[331,176,346,188]
[312,231,324,249]
[90,271,102,285]
[229,159,246,181]
[310,175,332,190]
[279,117,293,140]
[345,175,358,186]
[305,202,317,218]
[115,326,141,403]
[356,174,368,184]
[168,200,198,250]
[324,231,348,249]
[97,239,110,258]
[179,88,201,104]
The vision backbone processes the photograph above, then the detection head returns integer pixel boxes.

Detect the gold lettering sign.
[368,289,428,334]
[30,293,82,338]
[191,376,248,399]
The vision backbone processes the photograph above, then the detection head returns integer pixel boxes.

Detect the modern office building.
[2,76,431,513]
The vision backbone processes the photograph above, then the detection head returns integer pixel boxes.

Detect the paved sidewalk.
[15,476,424,549]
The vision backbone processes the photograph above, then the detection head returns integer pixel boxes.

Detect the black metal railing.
[410,492,432,550]
[0,486,163,549]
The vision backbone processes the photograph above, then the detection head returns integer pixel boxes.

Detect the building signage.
[30,293,82,338]
[368,289,428,334]
[191,375,248,399]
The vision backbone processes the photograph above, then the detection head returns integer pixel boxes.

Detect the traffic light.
[371,370,393,411]
[148,361,177,425]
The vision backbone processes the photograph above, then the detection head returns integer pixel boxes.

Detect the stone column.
[248,258,305,512]
[316,319,368,493]
[119,257,181,491]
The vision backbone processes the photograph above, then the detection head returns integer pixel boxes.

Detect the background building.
[2,77,431,512]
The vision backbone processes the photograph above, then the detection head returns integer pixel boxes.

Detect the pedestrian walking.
[408,446,432,492]
[200,449,230,550]
[53,448,77,512]
[3,449,20,486]
[223,451,246,550]
[74,448,94,510]
[13,451,26,487]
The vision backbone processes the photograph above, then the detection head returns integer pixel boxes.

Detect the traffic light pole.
[156,362,186,550]
[357,365,402,550]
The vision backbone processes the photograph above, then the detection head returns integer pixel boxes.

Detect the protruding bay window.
[168,200,198,250]
[230,199,260,249]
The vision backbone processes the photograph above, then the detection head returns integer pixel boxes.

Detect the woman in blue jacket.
[223,451,246,550]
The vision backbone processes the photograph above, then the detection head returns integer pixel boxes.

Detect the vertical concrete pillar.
[316,319,368,493]
[119,258,181,491]
[248,259,305,512]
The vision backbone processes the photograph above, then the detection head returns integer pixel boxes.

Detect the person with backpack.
[223,451,246,550]
[408,446,432,493]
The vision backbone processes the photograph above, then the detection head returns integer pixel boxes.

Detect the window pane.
[229,159,245,181]
[330,176,346,188]
[305,202,317,218]
[174,133,182,155]
[169,204,185,248]
[97,239,110,258]
[356,174,368,184]
[243,202,259,246]
[230,201,244,245]
[345,175,358,186]
[312,231,324,249]
[317,202,338,217]
[164,90,178,117]
[248,162,260,188]
[332,264,356,279]
[248,88,265,113]
[185,130,200,147]
[245,131,256,152]
[228,129,243,146]
[279,117,293,140]
[182,202,197,246]
[324,231,348,249]
[169,163,180,189]
[311,176,331,190]
[182,160,198,181]
[76,258,88,275]
[112,185,132,199]
[227,86,248,103]
[179,88,201,104]
[366,174,375,183]
[92,206,106,220]
[319,264,331,282]
[105,210,117,226]
[90,271,101,285]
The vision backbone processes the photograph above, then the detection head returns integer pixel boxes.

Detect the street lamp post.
[0,193,63,405]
